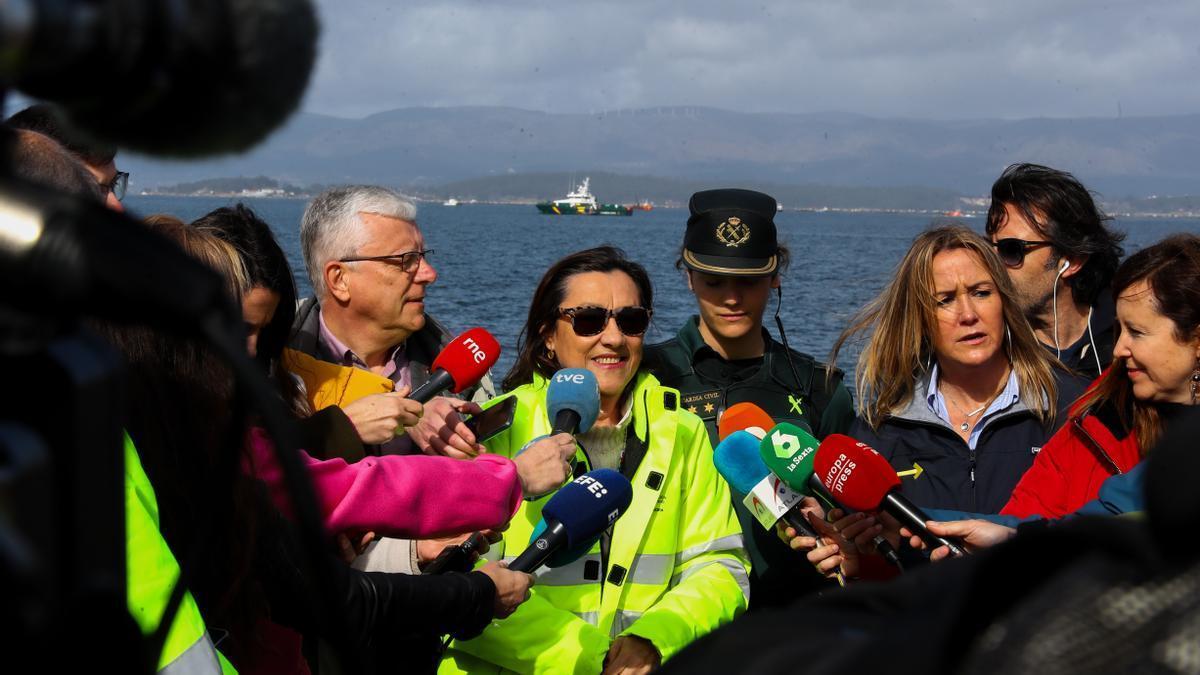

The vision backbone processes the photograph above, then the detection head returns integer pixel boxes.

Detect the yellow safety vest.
[440,372,750,674]
[126,434,237,674]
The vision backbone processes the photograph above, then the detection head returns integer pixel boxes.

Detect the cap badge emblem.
[715,218,751,247]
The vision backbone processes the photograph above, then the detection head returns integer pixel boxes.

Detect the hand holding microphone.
[815,434,967,558]
[341,385,425,444]
[408,328,500,456]
[513,368,601,499]
[514,435,579,499]
[477,561,535,619]
[902,519,1015,561]
[508,469,634,574]
[759,423,903,570]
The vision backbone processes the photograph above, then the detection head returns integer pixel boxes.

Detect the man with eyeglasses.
[292,185,493,460]
[985,163,1126,379]
[6,103,128,212]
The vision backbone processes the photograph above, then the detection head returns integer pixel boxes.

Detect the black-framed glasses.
[558,305,652,337]
[338,249,433,272]
[100,171,129,201]
[992,238,1053,268]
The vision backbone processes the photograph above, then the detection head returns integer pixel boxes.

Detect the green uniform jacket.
[440,371,750,674]
[644,316,856,608]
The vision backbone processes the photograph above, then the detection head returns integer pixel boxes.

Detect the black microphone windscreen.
[14,0,318,157]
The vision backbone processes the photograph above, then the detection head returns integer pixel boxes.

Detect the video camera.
[0,0,324,669]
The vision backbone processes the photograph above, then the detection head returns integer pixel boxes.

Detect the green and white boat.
[535,178,632,216]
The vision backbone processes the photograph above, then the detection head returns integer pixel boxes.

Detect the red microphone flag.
[813,434,901,512]
[432,327,501,393]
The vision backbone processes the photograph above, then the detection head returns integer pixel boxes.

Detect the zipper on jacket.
[969,451,977,511]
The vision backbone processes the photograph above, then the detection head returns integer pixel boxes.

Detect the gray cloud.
[303,0,1200,119]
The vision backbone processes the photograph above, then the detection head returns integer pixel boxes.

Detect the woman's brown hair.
[1073,233,1200,452]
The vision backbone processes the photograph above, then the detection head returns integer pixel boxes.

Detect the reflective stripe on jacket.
[440,371,750,674]
[125,434,234,673]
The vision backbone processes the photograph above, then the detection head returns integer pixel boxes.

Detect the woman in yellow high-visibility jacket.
[441,246,751,675]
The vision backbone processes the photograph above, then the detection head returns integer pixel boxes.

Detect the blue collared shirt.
[926,363,1020,450]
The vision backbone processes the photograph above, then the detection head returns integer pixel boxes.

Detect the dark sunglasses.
[558,305,652,337]
[100,171,130,201]
[992,238,1053,267]
[338,249,433,272]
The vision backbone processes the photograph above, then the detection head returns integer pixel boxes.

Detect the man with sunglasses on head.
[986,163,1126,379]
[644,188,855,609]
[6,103,129,212]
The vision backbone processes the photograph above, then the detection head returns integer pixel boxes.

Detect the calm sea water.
[126,195,1200,379]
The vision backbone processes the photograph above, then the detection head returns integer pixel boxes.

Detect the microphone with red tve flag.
[408,327,500,403]
[814,434,966,558]
[718,402,776,441]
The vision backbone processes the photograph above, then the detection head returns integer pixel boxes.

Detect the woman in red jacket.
[1002,234,1200,519]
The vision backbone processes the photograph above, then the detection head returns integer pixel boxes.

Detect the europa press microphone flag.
[815,434,966,557]
[759,423,903,569]
[508,469,633,573]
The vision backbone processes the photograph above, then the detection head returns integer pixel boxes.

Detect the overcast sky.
[301,0,1200,120]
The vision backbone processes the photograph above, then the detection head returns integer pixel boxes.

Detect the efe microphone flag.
[508,469,633,573]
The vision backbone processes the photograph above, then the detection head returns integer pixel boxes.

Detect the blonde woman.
[831,226,1086,513]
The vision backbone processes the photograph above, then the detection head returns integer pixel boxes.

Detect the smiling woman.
[830,226,1086,514]
[444,246,750,674]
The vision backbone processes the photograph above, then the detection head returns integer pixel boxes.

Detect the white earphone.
[1052,259,1069,357]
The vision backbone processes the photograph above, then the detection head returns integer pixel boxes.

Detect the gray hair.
[299,185,419,299]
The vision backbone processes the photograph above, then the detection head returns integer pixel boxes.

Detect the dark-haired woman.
[441,246,749,675]
[644,189,854,607]
[1000,233,1200,519]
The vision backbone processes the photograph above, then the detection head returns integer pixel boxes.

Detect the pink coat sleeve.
[246,428,523,538]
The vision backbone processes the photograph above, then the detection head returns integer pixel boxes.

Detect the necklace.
[944,377,1008,433]
[946,397,987,432]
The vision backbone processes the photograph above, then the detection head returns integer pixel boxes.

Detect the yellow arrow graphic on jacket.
[896,462,924,480]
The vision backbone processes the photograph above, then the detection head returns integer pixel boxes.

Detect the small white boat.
[443,198,460,207]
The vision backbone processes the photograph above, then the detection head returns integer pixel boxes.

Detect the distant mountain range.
[126,106,1200,203]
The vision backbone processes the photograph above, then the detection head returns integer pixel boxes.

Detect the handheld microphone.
[422,532,489,576]
[760,424,902,569]
[408,328,500,403]
[713,431,819,540]
[508,469,633,573]
[546,368,600,436]
[815,435,966,557]
[6,0,318,156]
[717,402,775,441]
[527,518,602,569]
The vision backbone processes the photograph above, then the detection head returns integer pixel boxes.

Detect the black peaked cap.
[683,188,779,276]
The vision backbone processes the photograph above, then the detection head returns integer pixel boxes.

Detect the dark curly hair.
[986,163,1126,305]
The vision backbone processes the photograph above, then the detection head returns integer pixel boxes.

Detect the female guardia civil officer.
[440,246,749,675]
[643,188,855,607]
